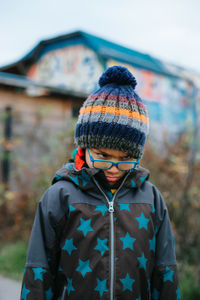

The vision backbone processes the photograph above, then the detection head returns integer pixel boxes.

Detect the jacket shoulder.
[38,181,72,226]
[141,181,167,219]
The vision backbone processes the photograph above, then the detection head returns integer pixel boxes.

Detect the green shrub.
[0,241,27,281]
[179,264,200,300]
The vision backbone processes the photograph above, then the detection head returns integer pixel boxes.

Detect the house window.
[1,106,12,185]
[72,105,81,118]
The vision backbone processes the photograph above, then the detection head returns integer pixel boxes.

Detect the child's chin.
[108,181,117,186]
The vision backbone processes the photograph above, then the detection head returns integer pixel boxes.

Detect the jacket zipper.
[93,173,130,300]
[61,285,67,300]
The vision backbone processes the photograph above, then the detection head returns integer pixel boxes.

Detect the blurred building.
[0,30,199,184]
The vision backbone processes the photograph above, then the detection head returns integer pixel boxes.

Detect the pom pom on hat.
[99,65,137,89]
[75,65,149,159]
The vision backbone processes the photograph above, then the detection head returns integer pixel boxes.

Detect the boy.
[21,66,180,300]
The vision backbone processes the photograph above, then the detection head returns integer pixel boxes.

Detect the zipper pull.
[109,201,114,213]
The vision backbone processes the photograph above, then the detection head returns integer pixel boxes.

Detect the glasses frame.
[87,148,140,171]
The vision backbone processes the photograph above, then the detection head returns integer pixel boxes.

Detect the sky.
[1,0,200,73]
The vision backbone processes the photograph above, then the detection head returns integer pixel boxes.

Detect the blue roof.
[0,30,182,78]
[80,31,170,75]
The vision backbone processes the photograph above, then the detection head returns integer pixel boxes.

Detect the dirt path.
[0,275,21,300]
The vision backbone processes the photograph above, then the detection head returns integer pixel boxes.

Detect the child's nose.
[108,165,119,173]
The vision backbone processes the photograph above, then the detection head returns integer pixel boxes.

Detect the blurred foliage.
[0,109,200,298]
[0,109,76,241]
[179,264,200,300]
[0,241,27,281]
[142,135,200,300]
[142,135,200,264]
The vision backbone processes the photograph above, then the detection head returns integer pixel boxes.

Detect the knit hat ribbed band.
[74,66,149,158]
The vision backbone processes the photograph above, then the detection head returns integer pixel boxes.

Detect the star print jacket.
[20,163,180,300]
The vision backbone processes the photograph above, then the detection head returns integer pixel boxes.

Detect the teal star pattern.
[106,190,113,201]
[130,179,136,188]
[120,233,136,250]
[163,266,174,282]
[176,287,181,300]
[147,279,151,292]
[139,175,148,184]
[119,203,130,211]
[80,171,92,187]
[62,238,77,255]
[56,174,63,180]
[120,273,135,291]
[95,204,107,216]
[76,259,92,277]
[67,164,73,171]
[32,267,47,280]
[149,235,156,252]
[137,253,148,270]
[21,284,30,300]
[155,225,159,234]
[68,204,75,216]
[136,212,149,230]
[45,287,54,300]
[77,218,93,236]
[69,175,79,186]
[152,288,160,300]
[94,238,109,255]
[67,278,75,295]
[95,278,108,297]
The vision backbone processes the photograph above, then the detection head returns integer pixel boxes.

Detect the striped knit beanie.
[74,65,149,158]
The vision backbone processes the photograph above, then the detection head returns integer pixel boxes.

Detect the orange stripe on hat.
[80,105,149,124]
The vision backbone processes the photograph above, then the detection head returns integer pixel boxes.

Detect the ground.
[0,275,21,300]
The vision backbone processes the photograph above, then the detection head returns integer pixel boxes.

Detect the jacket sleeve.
[151,187,181,300]
[20,182,69,300]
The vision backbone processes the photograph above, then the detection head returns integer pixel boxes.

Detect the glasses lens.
[118,162,137,170]
[93,161,112,170]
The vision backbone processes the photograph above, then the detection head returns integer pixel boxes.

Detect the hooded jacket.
[20,162,180,300]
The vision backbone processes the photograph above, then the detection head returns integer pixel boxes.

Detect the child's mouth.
[106,176,120,183]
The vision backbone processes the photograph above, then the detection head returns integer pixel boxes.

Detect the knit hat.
[74,65,149,158]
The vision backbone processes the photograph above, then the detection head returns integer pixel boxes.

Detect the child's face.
[85,148,133,185]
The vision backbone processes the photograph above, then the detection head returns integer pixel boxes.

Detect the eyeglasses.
[88,149,140,171]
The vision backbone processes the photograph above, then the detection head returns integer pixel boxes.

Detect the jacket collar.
[52,162,150,191]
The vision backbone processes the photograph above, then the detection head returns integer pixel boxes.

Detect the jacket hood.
[52,162,150,191]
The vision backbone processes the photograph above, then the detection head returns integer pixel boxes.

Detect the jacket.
[20,162,180,300]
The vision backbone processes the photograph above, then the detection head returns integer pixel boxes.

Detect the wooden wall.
[0,86,84,186]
